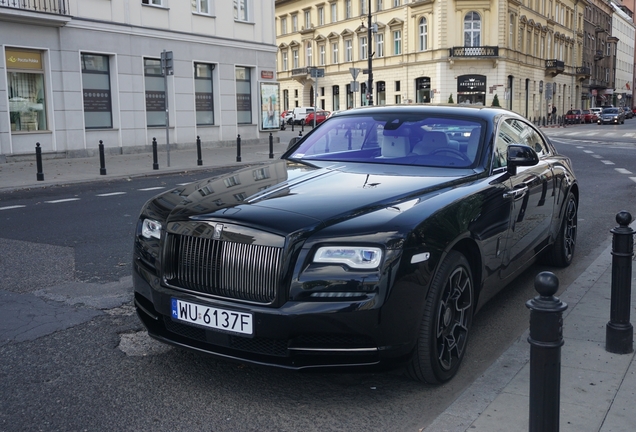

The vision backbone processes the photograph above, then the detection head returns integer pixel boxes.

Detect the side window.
[493,119,549,169]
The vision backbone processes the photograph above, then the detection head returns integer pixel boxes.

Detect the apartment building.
[0,0,277,158]
[610,0,635,108]
[276,0,594,120]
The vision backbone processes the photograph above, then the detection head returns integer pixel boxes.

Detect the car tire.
[405,250,474,384]
[542,192,577,267]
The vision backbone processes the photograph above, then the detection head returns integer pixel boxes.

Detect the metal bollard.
[606,211,634,354]
[269,132,274,159]
[301,122,304,133]
[291,121,294,132]
[35,142,44,181]
[152,137,159,170]
[98,140,107,175]
[236,134,242,162]
[527,271,567,432]
[298,131,302,137]
[196,136,203,166]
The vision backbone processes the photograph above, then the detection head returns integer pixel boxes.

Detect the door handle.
[503,185,528,200]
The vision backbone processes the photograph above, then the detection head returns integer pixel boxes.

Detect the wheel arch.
[449,237,483,308]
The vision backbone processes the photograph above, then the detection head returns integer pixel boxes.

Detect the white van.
[292,107,314,124]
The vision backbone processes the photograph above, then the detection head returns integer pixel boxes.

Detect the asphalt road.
[0,125,635,431]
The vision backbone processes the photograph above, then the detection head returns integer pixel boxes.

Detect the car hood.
[152,159,466,234]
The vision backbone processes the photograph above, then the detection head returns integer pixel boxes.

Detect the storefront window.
[6,49,47,132]
[81,53,112,129]
[144,58,166,127]
[236,66,252,124]
[195,63,215,125]
[416,77,431,103]
[332,85,340,111]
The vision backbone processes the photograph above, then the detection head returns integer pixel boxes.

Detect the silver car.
[597,107,625,125]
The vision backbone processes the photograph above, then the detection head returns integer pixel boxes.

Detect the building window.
[331,3,337,22]
[292,14,298,32]
[377,33,384,57]
[332,85,340,110]
[345,0,351,19]
[393,30,401,55]
[376,81,386,105]
[360,0,367,15]
[332,42,339,63]
[142,0,163,5]
[144,58,165,127]
[304,10,311,29]
[415,77,431,103]
[235,66,252,124]
[464,11,481,47]
[376,0,382,12]
[360,36,367,60]
[281,17,287,35]
[81,53,112,129]
[418,17,428,51]
[319,45,326,65]
[194,63,214,125]
[234,0,248,21]
[508,14,515,49]
[7,49,47,132]
[283,89,289,111]
[293,49,299,68]
[306,42,313,66]
[395,81,400,91]
[345,39,353,61]
[282,51,288,71]
[192,0,210,14]
[318,7,324,25]
[393,0,400,6]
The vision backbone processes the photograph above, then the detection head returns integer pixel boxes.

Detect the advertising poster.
[260,82,280,130]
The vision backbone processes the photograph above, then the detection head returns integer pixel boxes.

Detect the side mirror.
[507,144,539,175]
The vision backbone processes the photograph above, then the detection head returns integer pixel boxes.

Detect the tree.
[492,94,501,107]
[448,93,454,104]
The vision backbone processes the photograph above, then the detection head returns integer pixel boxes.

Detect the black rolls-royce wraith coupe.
[133,105,578,384]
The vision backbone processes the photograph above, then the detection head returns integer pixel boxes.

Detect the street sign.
[349,67,360,80]
[309,68,324,78]
[350,81,359,92]
[544,82,553,100]
[161,50,174,76]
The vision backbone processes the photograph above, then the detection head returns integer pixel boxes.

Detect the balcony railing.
[0,0,69,15]
[291,67,309,77]
[449,46,499,58]
[576,67,591,77]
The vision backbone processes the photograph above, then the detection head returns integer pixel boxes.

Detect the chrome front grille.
[164,232,283,304]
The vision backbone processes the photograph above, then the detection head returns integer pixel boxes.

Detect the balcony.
[0,0,71,26]
[594,50,604,61]
[448,46,499,68]
[576,66,591,81]
[545,59,565,77]
[291,67,309,77]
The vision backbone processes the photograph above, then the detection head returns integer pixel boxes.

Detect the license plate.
[171,298,253,335]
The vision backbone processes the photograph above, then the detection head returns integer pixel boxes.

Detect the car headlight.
[141,218,162,239]
[314,246,383,269]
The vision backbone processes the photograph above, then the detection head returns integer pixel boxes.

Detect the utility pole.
[367,0,373,106]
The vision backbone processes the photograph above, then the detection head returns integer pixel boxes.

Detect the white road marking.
[630,177,636,183]
[0,205,26,211]
[138,187,165,191]
[615,168,633,174]
[176,182,192,186]
[584,150,594,153]
[592,155,602,159]
[96,192,127,197]
[45,198,81,204]
[601,160,615,165]
[623,133,635,137]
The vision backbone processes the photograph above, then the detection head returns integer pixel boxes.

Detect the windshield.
[604,108,618,114]
[289,114,484,168]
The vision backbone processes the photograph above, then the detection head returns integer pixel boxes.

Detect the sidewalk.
[1,128,635,432]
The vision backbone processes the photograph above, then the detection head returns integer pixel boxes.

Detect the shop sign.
[5,49,42,70]
[457,75,486,93]
[145,91,166,112]
[261,70,274,79]
[195,92,213,111]
[83,90,111,112]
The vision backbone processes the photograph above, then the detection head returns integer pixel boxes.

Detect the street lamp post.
[367,0,373,106]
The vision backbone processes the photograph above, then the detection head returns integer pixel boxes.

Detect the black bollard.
[527,271,567,432]
[301,122,304,133]
[35,142,44,181]
[606,211,634,354]
[269,132,274,159]
[98,140,107,175]
[236,134,242,162]
[152,137,159,170]
[291,121,294,132]
[298,131,302,137]
[196,135,203,166]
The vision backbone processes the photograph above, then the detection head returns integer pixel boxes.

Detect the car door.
[496,119,556,279]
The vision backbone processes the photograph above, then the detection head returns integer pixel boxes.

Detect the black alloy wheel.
[406,250,474,384]
[542,192,577,267]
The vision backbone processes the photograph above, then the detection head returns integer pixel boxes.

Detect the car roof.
[333,104,518,123]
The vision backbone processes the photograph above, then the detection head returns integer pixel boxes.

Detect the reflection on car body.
[133,105,578,384]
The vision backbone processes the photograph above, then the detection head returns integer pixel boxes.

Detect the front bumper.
[133,259,421,371]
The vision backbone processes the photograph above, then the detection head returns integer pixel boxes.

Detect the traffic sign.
[349,67,360,80]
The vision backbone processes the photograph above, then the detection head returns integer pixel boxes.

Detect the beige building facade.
[276,0,589,120]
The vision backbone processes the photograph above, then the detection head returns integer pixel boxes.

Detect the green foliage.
[448,93,454,104]
[492,94,501,107]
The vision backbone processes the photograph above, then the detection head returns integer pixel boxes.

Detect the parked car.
[622,107,634,119]
[133,105,578,384]
[597,107,625,125]
[291,107,315,124]
[589,107,603,117]
[304,110,330,125]
[581,109,598,123]
[565,109,584,124]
